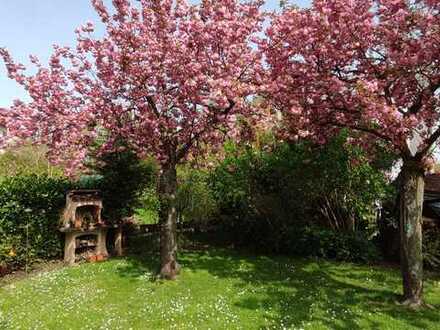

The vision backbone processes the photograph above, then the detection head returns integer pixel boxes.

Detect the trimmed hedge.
[0,175,71,270]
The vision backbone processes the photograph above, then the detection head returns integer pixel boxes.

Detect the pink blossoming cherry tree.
[1,0,264,279]
[263,0,439,306]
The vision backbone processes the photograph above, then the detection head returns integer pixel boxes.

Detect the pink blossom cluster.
[263,0,440,162]
[1,0,264,173]
[1,0,439,172]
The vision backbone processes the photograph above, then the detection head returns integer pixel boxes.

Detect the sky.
[0,0,311,108]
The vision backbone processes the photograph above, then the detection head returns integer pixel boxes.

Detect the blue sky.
[0,0,311,108]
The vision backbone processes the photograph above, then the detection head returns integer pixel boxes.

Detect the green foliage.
[209,133,391,261]
[135,187,160,224]
[176,166,218,223]
[285,226,380,263]
[88,144,157,222]
[0,175,71,269]
[135,166,219,225]
[423,228,440,271]
[0,144,67,269]
[0,144,62,177]
[308,132,393,233]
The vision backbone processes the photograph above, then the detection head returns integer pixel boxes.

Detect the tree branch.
[415,126,440,160]
[176,99,235,161]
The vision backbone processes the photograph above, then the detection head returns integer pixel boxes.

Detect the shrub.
[136,186,160,224]
[285,226,380,263]
[0,175,71,269]
[212,135,390,232]
[87,142,158,223]
[208,134,390,262]
[135,166,219,225]
[423,228,440,271]
[176,166,219,224]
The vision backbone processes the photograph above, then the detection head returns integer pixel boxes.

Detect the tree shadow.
[114,249,440,329]
[111,255,158,281]
[183,249,440,329]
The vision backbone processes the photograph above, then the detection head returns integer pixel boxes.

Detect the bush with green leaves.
[87,143,158,223]
[423,228,440,271]
[134,165,219,225]
[284,226,380,263]
[135,186,161,224]
[0,175,72,269]
[175,166,218,224]
[209,133,391,261]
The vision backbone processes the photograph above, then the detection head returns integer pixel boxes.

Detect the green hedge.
[0,175,71,270]
[0,147,156,272]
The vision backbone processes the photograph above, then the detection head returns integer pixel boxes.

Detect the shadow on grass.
[114,249,439,329]
[111,255,158,281]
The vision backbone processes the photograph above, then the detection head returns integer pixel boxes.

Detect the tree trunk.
[399,158,424,307]
[158,160,180,280]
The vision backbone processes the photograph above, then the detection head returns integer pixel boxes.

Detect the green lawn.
[1,249,439,330]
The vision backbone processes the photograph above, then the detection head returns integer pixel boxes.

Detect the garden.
[1,0,440,329]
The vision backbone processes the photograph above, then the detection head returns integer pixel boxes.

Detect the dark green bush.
[212,136,390,231]
[285,226,380,263]
[0,175,72,269]
[87,142,157,223]
[208,134,390,262]
[423,228,440,271]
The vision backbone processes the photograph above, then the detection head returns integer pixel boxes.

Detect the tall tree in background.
[0,0,264,279]
[88,139,157,222]
[263,0,439,306]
